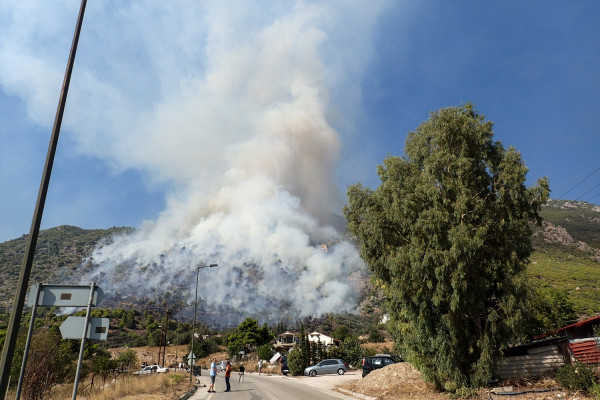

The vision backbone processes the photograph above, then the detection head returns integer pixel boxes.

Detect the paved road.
[188,370,354,400]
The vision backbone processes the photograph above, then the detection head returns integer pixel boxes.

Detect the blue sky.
[1,1,599,244]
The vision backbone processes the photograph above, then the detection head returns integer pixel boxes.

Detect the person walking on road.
[258,359,263,375]
[208,358,217,393]
[238,363,245,383]
[224,361,233,392]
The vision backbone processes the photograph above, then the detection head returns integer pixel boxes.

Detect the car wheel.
[309,370,317,377]
[337,368,345,375]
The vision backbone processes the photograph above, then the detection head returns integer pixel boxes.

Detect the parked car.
[304,359,348,377]
[361,354,403,378]
[133,364,169,375]
[217,361,227,371]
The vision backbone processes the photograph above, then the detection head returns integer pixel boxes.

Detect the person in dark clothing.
[238,363,245,383]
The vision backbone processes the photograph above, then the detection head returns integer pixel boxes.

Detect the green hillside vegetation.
[528,199,600,317]
[529,249,600,316]
[539,199,600,248]
[0,225,131,308]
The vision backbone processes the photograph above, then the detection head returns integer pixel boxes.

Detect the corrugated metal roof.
[535,314,600,340]
[557,315,600,332]
[568,339,600,364]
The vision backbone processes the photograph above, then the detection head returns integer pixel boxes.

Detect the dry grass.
[362,340,396,354]
[43,372,194,400]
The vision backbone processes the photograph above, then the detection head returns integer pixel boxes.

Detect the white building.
[307,331,336,347]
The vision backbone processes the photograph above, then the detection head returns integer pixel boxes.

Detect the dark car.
[362,354,403,378]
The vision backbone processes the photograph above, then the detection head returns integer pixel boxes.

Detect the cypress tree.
[345,104,549,389]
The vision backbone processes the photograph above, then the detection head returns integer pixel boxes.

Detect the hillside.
[1,200,599,317]
[529,200,600,315]
[0,225,131,309]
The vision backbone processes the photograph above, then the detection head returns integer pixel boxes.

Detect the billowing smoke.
[1,1,388,322]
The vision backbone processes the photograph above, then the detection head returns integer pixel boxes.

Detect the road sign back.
[27,284,105,307]
[60,316,109,341]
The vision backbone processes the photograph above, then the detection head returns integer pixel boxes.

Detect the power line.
[576,182,600,202]
[558,166,600,200]
[585,191,600,203]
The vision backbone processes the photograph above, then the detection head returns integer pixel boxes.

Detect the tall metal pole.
[190,267,199,382]
[157,325,163,366]
[71,282,96,400]
[162,310,170,367]
[15,285,42,400]
[175,325,179,372]
[0,1,87,395]
[190,264,217,381]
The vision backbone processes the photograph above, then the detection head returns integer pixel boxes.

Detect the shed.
[536,314,600,365]
[498,337,568,380]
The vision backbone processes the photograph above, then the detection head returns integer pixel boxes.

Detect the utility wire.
[558,166,600,199]
[585,191,600,203]
[576,182,600,202]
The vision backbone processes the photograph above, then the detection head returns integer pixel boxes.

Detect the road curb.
[335,387,377,400]
[179,385,197,400]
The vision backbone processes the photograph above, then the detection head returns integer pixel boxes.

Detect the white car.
[133,365,169,374]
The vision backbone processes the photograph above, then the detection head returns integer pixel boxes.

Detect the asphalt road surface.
[189,370,353,400]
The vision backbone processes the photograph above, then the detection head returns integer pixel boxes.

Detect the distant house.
[275,331,299,350]
[307,331,336,347]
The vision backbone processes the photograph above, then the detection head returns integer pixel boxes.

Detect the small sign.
[27,284,105,307]
[187,352,196,364]
[60,316,109,341]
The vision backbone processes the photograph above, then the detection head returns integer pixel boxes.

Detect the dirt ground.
[337,363,447,400]
[334,363,596,400]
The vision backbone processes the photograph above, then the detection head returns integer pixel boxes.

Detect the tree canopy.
[344,104,549,389]
[227,318,274,357]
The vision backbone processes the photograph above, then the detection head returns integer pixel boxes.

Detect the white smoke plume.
[1,1,388,321]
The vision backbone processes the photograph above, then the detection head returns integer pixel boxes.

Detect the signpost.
[15,283,106,400]
[28,284,105,307]
[187,352,196,366]
[60,316,109,341]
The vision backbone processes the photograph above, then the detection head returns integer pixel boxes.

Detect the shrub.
[555,362,598,393]
[339,336,363,368]
[590,382,600,400]
[287,349,305,376]
[258,344,274,361]
[368,328,385,343]
[450,386,479,399]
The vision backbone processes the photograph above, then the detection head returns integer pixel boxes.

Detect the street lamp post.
[162,309,170,367]
[157,325,162,365]
[190,263,217,381]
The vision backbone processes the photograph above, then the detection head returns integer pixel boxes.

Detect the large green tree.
[344,104,549,390]
[227,318,261,356]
